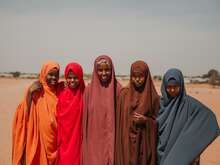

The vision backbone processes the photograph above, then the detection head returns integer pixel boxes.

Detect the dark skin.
[97,62,112,86]
[66,70,80,89]
[131,71,148,126]
[45,68,59,89]
[166,84,180,97]
[131,71,146,92]
[26,68,59,115]
[132,112,148,126]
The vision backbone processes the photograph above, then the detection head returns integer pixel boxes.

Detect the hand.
[132,112,147,125]
[29,81,43,95]
[26,81,43,116]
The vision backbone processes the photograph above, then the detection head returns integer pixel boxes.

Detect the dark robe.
[157,68,220,165]
[115,61,160,165]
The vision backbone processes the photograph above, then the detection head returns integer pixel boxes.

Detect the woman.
[57,62,85,165]
[12,61,62,165]
[157,68,220,165]
[82,55,121,165]
[115,60,160,165]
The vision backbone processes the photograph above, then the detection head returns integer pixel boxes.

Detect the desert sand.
[0,78,219,165]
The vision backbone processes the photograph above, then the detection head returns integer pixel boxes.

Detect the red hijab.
[57,62,85,165]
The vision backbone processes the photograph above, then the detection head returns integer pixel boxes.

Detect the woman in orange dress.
[12,61,63,165]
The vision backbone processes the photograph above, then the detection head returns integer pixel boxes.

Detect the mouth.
[70,83,77,87]
[101,76,108,81]
[136,82,142,86]
[134,82,144,89]
[68,82,78,88]
[50,80,57,85]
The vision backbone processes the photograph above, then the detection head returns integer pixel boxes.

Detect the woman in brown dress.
[115,60,160,165]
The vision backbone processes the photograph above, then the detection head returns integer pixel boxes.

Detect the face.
[166,84,180,97]
[131,71,146,89]
[97,62,112,84]
[66,70,80,89]
[46,68,59,87]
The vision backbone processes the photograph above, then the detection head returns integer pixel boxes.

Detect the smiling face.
[66,70,80,89]
[97,61,112,85]
[131,71,146,90]
[166,84,180,97]
[45,68,59,88]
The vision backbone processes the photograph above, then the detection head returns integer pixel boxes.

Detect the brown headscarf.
[115,60,159,165]
[82,55,121,165]
[12,61,60,165]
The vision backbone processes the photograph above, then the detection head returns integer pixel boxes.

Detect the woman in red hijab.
[82,55,121,165]
[57,63,85,165]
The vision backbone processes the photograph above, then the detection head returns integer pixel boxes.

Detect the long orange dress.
[12,61,60,165]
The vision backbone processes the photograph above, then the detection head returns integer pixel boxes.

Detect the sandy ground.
[0,78,219,165]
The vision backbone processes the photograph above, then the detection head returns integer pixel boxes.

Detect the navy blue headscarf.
[157,68,220,165]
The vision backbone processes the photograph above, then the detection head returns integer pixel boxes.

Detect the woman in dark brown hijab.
[82,55,121,165]
[115,60,160,165]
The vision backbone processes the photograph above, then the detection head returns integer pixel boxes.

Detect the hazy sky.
[0,0,220,76]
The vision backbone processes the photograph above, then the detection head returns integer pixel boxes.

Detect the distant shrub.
[153,75,162,81]
[10,71,21,78]
[203,69,220,86]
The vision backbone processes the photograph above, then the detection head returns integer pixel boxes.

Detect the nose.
[135,77,140,82]
[102,70,107,75]
[70,78,74,81]
[51,75,57,79]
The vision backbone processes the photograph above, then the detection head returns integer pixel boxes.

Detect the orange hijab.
[12,61,60,165]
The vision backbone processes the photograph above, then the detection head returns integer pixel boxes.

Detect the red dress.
[57,63,85,165]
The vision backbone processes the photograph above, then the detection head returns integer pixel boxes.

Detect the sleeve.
[115,88,127,165]
[162,104,219,165]
[12,97,28,164]
[81,86,90,165]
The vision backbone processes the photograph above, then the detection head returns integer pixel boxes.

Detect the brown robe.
[115,61,160,165]
[82,55,121,165]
